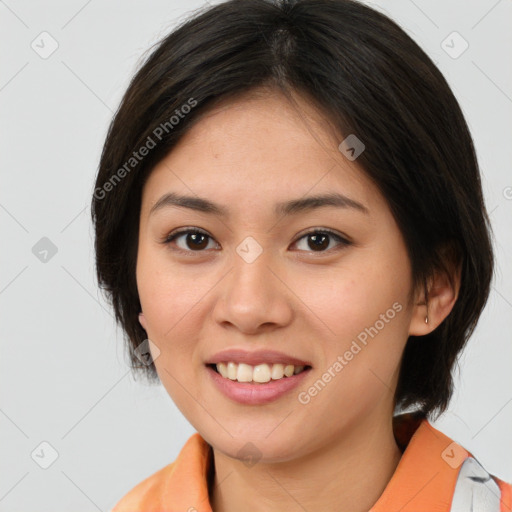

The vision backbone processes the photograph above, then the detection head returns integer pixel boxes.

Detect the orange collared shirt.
[111,413,512,512]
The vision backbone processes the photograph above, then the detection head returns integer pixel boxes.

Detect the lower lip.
[206,365,311,405]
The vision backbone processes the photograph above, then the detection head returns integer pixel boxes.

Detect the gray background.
[1,0,511,510]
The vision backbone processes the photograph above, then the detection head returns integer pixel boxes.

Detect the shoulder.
[109,432,211,512]
[451,456,512,512]
[492,475,512,512]
[375,414,512,512]
[422,420,512,512]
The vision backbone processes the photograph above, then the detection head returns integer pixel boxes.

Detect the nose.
[212,243,294,334]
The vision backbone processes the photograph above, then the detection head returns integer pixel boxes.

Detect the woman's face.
[136,89,419,461]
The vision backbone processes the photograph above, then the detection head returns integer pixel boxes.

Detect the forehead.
[140,89,385,219]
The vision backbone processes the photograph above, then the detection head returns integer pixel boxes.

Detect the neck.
[209,412,403,512]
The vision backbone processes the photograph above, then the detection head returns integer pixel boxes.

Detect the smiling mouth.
[207,362,312,384]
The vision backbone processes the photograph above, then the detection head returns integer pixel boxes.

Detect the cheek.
[292,257,410,341]
[290,247,412,404]
[136,248,204,409]
[137,244,205,340]
[296,269,410,418]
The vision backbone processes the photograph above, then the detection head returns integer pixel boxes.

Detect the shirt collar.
[113,412,472,512]
[371,412,470,511]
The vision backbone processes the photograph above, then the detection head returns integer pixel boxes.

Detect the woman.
[91,0,511,510]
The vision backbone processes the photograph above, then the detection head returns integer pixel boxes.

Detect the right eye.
[162,228,220,254]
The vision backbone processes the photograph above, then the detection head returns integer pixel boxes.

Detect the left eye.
[162,228,351,254]
[293,230,351,253]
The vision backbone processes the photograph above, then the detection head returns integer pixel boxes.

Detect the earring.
[424,278,429,325]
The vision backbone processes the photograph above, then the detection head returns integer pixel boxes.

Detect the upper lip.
[205,349,312,367]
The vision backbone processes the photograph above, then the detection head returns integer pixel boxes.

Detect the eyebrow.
[149,191,369,217]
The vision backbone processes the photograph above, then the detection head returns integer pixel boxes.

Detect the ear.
[409,246,461,336]
[138,312,147,331]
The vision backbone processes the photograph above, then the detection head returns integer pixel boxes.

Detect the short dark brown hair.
[91,0,494,420]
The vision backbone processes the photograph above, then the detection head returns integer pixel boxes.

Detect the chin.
[211,431,303,465]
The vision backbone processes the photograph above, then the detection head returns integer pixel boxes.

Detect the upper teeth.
[215,362,305,383]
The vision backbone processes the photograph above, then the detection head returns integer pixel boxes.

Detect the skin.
[136,87,459,512]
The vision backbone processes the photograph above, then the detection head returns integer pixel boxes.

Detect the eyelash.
[161,227,352,256]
